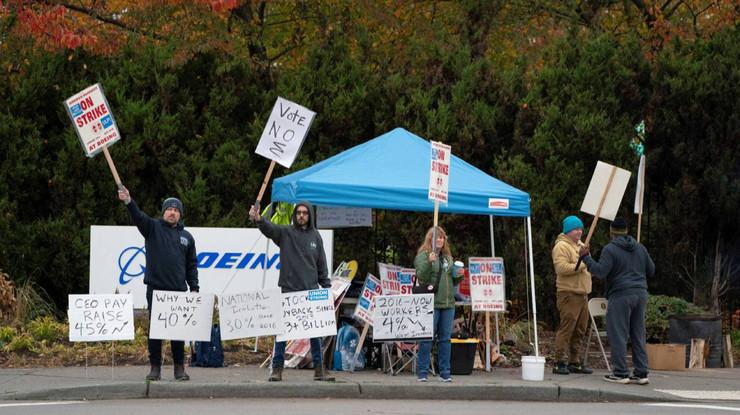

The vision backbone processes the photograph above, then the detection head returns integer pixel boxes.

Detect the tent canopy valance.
[271,128,530,217]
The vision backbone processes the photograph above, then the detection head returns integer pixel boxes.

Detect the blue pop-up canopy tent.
[271,127,542,359]
[272,128,530,216]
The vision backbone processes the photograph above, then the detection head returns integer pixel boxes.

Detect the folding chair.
[382,342,436,376]
[583,297,611,371]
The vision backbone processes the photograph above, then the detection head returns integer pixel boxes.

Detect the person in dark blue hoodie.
[118,186,199,382]
[579,217,654,385]
[249,201,332,382]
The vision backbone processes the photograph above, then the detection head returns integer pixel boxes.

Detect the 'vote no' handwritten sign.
[372,294,434,342]
[276,289,336,342]
[255,97,316,168]
[219,288,283,340]
[68,294,134,342]
[149,291,214,341]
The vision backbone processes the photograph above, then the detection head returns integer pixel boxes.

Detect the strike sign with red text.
[469,257,506,312]
[64,84,121,157]
[428,141,451,203]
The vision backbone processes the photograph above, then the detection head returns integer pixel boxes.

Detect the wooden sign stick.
[349,324,369,372]
[636,159,646,242]
[432,200,440,253]
[255,160,277,211]
[575,166,617,270]
[102,146,123,189]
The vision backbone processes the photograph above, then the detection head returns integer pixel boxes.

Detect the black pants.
[146,286,185,366]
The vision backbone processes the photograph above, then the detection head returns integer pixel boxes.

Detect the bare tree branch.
[43,0,161,39]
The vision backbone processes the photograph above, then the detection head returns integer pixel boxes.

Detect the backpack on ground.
[190,324,225,368]
[332,323,365,371]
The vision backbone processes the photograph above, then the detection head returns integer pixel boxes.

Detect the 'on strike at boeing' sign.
[89,226,333,309]
[64,83,121,157]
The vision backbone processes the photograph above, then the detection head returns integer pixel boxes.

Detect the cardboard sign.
[276,289,337,342]
[64,84,121,157]
[255,97,316,168]
[68,294,134,342]
[372,294,434,342]
[353,273,382,325]
[219,288,283,340]
[580,161,632,221]
[428,141,451,203]
[149,291,214,341]
[469,257,506,312]
[316,206,372,228]
[88,226,333,309]
[399,268,415,295]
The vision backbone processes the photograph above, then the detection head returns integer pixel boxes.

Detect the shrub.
[645,295,706,343]
[27,316,66,343]
[5,333,35,353]
[0,326,15,346]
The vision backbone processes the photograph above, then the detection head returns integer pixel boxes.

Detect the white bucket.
[521,355,546,381]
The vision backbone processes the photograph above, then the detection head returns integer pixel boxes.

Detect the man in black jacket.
[118,187,199,381]
[249,201,332,381]
[579,217,654,385]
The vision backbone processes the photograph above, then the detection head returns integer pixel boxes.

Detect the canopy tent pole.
[526,216,540,356]
[487,215,501,372]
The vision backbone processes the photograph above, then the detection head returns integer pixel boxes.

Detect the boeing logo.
[118,246,146,285]
[117,246,281,285]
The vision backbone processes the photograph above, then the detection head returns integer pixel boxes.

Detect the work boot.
[552,361,569,375]
[174,363,190,381]
[268,366,283,382]
[567,363,594,374]
[313,365,335,382]
[145,365,161,381]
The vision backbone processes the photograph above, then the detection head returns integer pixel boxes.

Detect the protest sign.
[576,161,632,270]
[399,268,415,295]
[469,257,506,312]
[353,273,382,325]
[372,294,434,342]
[149,291,214,341]
[428,141,451,204]
[277,289,336,342]
[219,288,283,340]
[580,161,631,222]
[378,262,403,295]
[68,294,134,342]
[255,97,316,169]
[64,84,121,158]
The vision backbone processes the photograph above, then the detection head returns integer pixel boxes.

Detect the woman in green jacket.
[414,226,463,382]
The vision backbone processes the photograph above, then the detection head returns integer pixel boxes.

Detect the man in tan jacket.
[551,215,593,375]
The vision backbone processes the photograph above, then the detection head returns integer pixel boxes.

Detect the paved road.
[2,399,740,415]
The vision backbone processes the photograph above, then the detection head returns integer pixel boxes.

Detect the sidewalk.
[1,365,739,402]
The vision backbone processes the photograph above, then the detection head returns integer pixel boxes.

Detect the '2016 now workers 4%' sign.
[68,294,134,342]
[372,294,434,342]
[64,84,121,157]
[149,291,215,341]
[277,289,336,342]
[469,257,506,312]
[428,141,451,204]
[255,97,316,168]
[219,288,283,340]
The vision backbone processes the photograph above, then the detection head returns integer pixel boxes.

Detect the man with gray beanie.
[118,186,199,382]
[579,216,654,385]
[249,201,332,382]
[551,215,593,375]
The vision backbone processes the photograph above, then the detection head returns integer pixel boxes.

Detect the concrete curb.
[1,382,673,403]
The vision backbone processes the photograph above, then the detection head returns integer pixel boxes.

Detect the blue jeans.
[417,307,455,379]
[272,338,323,369]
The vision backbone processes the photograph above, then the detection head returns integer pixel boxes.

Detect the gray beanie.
[162,197,184,216]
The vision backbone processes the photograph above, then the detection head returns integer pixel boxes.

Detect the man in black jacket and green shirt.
[579,217,654,385]
[118,187,199,382]
[249,201,333,382]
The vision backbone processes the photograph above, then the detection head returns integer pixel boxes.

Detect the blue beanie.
[162,197,184,216]
[562,215,584,234]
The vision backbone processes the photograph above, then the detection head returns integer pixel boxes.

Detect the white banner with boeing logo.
[89,226,333,309]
